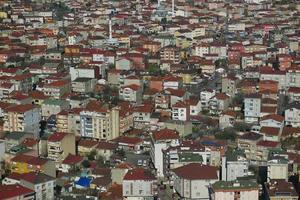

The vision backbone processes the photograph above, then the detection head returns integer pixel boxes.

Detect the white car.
[143,160,147,167]
[137,160,143,166]
[135,150,143,154]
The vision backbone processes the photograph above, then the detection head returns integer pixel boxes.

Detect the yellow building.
[175,36,192,49]
[0,11,8,19]
[177,73,192,85]
[10,154,56,177]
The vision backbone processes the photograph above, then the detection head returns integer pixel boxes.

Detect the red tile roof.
[288,87,300,93]
[11,154,47,166]
[0,184,34,199]
[97,141,118,150]
[62,154,83,165]
[28,90,48,100]
[48,132,67,142]
[215,93,230,100]
[173,163,218,180]
[153,128,179,141]
[123,168,156,180]
[78,139,98,148]
[256,140,279,148]
[45,80,69,87]
[260,126,280,136]
[261,114,284,122]
[5,104,35,113]
[121,84,140,91]
[113,136,142,145]
[22,138,38,147]
[20,172,54,184]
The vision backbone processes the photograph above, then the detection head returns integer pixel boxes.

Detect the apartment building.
[20,172,55,200]
[47,132,76,164]
[122,168,157,200]
[3,104,41,137]
[172,163,219,199]
[160,46,181,64]
[150,128,180,177]
[221,150,249,181]
[244,94,261,123]
[80,107,120,140]
[119,84,142,105]
[265,180,298,200]
[211,180,259,200]
[285,102,300,127]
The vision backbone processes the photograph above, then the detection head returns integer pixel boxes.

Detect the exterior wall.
[151,142,167,177]
[67,113,81,135]
[222,78,236,97]
[174,176,218,199]
[267,163,288,181]
[226,161,249,181]
[213,190,259,200]
[285,108,300,127]
[3,108,41,136]
[20,179,55,200]
[244,97,261,123]
[111,168,128,185]
[123,180,156,198]
[48,134,75,163]
[286,70,300,88]
[80,109,120,140]
[219,115,235,129]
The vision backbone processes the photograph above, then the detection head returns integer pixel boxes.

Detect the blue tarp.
[75,177,91,188]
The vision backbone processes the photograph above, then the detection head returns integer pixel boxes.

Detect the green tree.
[87,150,97,161]
[215,128,237,141]
[82,160,91,168]
[234,122,251,132]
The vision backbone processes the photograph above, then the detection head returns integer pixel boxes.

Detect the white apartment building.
[172,163,219,199]
[267,158,288,181]
[119,84,142,105]
[285,102,300,127]
[200,89,215,109]
[244,94,261,123]
[221,154,249,181]
[150,129,179,177]
[122,168,157,200]
[211,180,259,200]
[20,172,55,200]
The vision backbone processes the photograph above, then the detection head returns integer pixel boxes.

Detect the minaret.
[172,0,175,17]
[109,16,112,40]
[158,0,160,7]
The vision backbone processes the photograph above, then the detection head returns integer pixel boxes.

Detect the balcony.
[49,146,63,153]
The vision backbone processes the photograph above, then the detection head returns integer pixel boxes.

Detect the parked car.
[137,159,143,166]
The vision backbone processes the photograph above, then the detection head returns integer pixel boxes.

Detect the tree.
[87,150,97,161]
[115,148,125,157]
[232,92,245,105]
[215,128,237,141]
[82,160,91,168]
[148,64,161,75]
[234,122,251,132]
[161,18,167,25]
